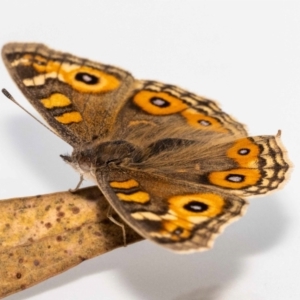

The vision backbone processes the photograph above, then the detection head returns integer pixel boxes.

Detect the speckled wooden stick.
[0,187,142,299]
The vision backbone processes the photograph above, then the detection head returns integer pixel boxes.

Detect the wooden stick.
[0,186,142,299]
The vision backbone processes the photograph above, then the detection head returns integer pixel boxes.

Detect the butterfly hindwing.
[97,167,247,252]
[202,133,290,196]
[92,132,289,251]
[138,134,290,197]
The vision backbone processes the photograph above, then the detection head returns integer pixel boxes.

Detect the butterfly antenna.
[1,88,58,136]
[276,129,282,137]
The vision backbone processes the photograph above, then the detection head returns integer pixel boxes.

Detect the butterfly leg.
[69,175,84,193]
[107,206,127,247]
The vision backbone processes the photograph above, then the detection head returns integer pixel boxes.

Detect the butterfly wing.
[2,43,247,148]
[201,133,291,196]
[96,167,247,253]
[132,133,290,197]
[109,80,247,144]
[2,43,135,147]
[93,132,289,252]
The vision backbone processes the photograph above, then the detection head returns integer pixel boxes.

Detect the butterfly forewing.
[2,43,135,146]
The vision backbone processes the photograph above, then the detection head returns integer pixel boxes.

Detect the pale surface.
[0,1,299,300]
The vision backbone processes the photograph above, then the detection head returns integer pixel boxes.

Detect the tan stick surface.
[0,187,142,299]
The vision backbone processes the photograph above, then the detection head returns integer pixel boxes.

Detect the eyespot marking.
[75,72,99,85]
[151,193,226,241]
[13,54,120,93]
[183,201,209,213]
[150,97,170,107]
[153,221,191,241]
[55,111,83,124]
[238,148,250,155]
[209,169,260,189]
[226,174,245,183]
[168,193,224,218]
[173,227,184,236]
[41,93,71,109]
[198,120,211,126]
[227,138,260,167]
[133,90,188,115]
[181,108,228,133]
[60,66,120,93]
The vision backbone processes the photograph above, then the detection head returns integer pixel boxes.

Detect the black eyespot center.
[183,201,209,213]
[75,72,99,85]
[150,97,170,108]
[238,148,250,155]
[226,174,245,183]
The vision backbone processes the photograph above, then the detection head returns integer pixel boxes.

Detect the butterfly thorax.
[61,140,142,179]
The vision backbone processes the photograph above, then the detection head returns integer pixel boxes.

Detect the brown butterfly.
[2,43,291,253]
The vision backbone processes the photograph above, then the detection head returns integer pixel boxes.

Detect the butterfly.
[2,43,291,253]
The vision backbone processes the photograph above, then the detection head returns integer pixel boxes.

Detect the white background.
[0,1,299,299]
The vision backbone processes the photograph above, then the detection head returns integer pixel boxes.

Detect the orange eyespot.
[160,220,192,241]
[155,193,225,241]
[168,193,224,218]
[133,90,188,115]
[227,138,260,167]
[32,58,120,93]
[64,66,120,93]
[181,108,228,133]
[209,169,260,189]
